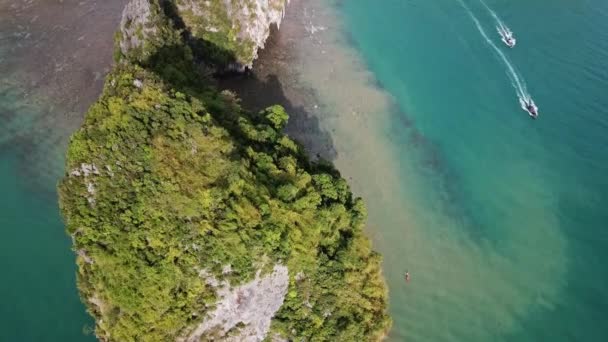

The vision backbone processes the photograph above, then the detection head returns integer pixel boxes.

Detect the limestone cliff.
[182,265,289,342]
[118,0,156,58]
[118,0,172,62]
[175,0,288,68]
[118,0,288,69]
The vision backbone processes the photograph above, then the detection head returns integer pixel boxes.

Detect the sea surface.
[1,0,607,341]
[243,0,608,340]
[0,0,125,340]
[336,0,608,340]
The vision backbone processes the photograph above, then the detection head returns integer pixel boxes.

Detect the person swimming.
[405,271,411,283]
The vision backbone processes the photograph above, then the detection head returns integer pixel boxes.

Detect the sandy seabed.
[219,1,568,341]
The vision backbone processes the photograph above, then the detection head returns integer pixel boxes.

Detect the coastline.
[216,5,338,162]
[218,2,568,339]
[217,0,405,205]
[220,1,412,338]
[305,2,571,341]
[217,1,563,340]
[2,0,606,341]
[57,0,392,340]
[2,0,399,339]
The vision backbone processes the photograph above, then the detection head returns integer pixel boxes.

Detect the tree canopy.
[58,1,390,341]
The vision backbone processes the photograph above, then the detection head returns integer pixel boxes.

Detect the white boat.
[522,99,539,119]
[498,26,516,48]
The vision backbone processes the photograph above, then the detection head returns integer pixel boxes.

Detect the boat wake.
[458,0,536,116]
[480,0,517,48]
[496,24,513,38]
[497,26,516,47]
[519,95,539,116]
[479,0,513,36]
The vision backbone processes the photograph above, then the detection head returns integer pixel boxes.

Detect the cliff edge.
[118,0,287,69]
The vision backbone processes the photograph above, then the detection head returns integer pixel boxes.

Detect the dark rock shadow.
[214,22,338,163]
[152,1,338,163]
[217,72,338,163]
[159,0,243,72]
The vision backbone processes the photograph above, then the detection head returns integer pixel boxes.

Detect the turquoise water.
[0,0,123,340]
[2,0,607,340]
[0,80,95,341]
[339,0,608,340]
[0,150,94,341]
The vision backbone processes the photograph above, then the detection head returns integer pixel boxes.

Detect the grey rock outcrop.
[119,0,158,60]
[118,0,287,68]
[176,0,289,68]
[183,265,289,342]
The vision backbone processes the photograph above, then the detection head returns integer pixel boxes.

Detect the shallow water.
[1,0,607,340]
[338,0,608,340]
[0,151,94,341]
[0,0,125,340]
[243,0,608,340]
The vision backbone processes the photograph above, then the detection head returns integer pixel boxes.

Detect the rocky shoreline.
[217,0,338,163]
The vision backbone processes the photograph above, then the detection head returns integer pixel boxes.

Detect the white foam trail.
[457,0,535,111]
[479,0,511,36]
[496,26,512,40]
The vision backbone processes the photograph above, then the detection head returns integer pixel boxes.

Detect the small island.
[58,1,390,341]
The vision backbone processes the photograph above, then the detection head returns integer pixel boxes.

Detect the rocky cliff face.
[118,0,162,62]
[176,0,288,68]
[118,0,288,69]
[182,265,289,342]
[119,0,155,58]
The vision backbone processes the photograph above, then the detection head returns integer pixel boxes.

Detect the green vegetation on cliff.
[59,1,390,341]
[174,0,287,66]
[118,0,287,68]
